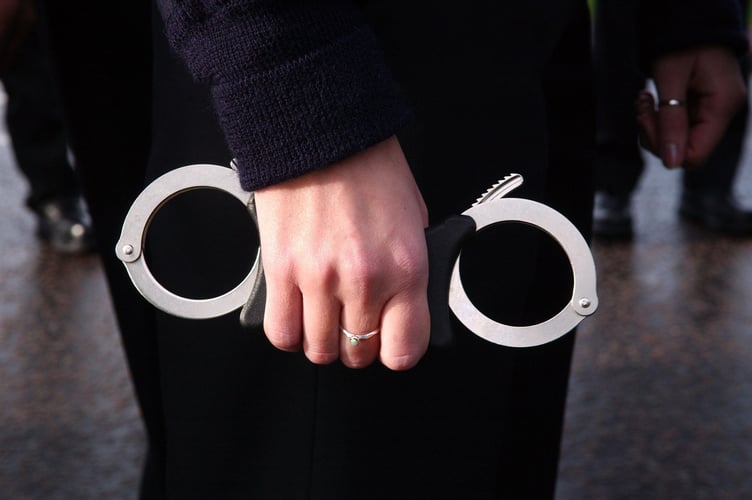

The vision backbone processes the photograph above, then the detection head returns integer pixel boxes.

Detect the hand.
[253,136,431,370]
[0,0,36,70]
[636,46,747,169]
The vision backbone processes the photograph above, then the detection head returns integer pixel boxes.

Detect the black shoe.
[34,195,96,254]
[679,189,752,236]
[592,191,634,239]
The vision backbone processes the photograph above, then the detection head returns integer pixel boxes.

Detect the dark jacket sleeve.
[639,0,749,72]
[158,0,412,191]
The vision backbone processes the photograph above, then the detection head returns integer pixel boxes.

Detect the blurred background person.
[0,1,94,254]
[592,0,752,239]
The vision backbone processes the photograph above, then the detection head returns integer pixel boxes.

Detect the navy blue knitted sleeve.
[159,0,412,191]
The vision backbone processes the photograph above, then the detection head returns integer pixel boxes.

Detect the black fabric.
[424,215,478,348]
[148,2,591,498]
[40,1,593,498]
[37,2,165,498]
[159,0,413,191]
[638,0,748,72]
[593,0,646,196]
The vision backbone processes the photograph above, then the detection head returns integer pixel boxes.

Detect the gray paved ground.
[0,94,145,498]
[557,153,752,499]
[1,91,751,498]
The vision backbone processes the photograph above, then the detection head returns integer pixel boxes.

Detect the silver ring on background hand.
[340,326,379,346]
[658,98,685,107]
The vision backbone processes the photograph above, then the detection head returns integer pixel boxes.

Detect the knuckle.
[305,349,338,365]
[299,256,337,290]
[336,235,428,299]
[341,356,375,369]
[340,252,380,285]
[338,260,384,305]
[381,352,421,371]
[392,254,428,291]
[381,331,430,372]
[265,327,301,352]
[262,246,294,276]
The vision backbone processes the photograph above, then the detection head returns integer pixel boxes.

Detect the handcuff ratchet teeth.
[116,163,598,348]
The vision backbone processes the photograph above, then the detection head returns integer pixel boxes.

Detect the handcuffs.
[116,163,598,348]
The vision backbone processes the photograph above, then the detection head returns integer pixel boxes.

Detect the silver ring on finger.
[340,326,379,346]
[658,98,684,107]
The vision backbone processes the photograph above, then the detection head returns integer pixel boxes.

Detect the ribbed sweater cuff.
[210,28,412,191]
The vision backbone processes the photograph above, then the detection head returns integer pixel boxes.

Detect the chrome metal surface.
[448,177,598,347]
[340,326,380,346]
[117,165,597,345]
[115,164,260,319]
[473,173,524,206]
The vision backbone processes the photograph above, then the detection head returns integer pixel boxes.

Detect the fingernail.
[662,143,679,167]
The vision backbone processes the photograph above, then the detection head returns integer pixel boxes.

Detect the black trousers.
[1,24,78,210]
[594,0,750,196]
[40,1,594,498]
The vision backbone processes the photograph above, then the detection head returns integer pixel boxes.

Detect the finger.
[655,97,689,168]
[653,57,693,168]
[263,268,303,352]
[378,291,430,371]
[684,118,729,169]
[339,297,382,369]
[636,91,659,156]
[684,95,742,169]
[301,291,341,365]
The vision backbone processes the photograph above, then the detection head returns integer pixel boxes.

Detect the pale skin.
[254,47,746,371]
[254,136,430,370]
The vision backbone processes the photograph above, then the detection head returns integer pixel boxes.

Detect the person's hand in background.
[637,46,747,169]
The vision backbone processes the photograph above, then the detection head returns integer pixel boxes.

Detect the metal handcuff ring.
[448,197,598,348]
[116,165,598,347]
[116,164,260,320]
